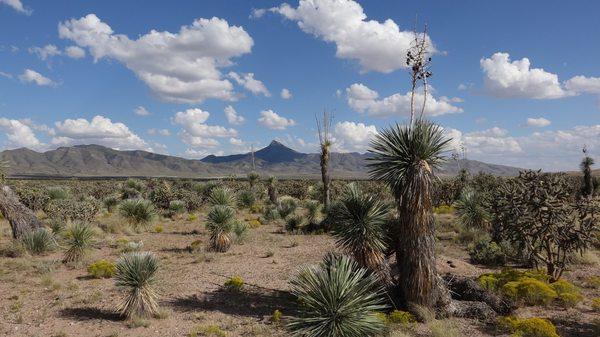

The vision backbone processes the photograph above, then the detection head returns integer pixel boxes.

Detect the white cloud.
[0,71,12,79]
[228,71,270,96]
[29,44,61,60]
[250,8,267,19]
[258,109,295,130]
[59,14,254,103]
[269,0,433,73]
[229,137,244,146]
[564,75,600,95]
[147,128,171,136]
[0,0,31,15]
[65,45,86,59]
[481,52,571,99]
[0,118,45,150]
[184,148,223,158]
[18,69,55,86]
[332,121,377,152]
[525,117,551,127]
[346,83,462,118]
[133,106,150,116]
[51,115,148,150]
[280,88,292,99]
[223,105,245,125]
[173,108,237,149]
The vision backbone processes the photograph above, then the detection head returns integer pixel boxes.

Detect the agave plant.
[20,228,57,254]
[330,183,391,271]
[115,251,159,318]
[368,119,450,308]
[206,205,235,252]
[288,253,387,337]
[208,187,236,207]
[119,199,157,231]
[63,222,95,263]
[454,187,490,230]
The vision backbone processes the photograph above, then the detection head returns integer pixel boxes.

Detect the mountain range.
[0,140,523,179]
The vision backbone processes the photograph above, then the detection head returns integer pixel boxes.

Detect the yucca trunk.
[583,165,594,198]
[395,162,448,309]
[268,184,278,205]
[211,232,231,252]
[0,185,44,239]
[320,146,331,210]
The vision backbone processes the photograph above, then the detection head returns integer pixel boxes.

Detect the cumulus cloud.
[525,117,551,128]
[51,115,149,150]
[481,52,571,99]
[0,118,45,150]
[59,14,254,103]
[29,44,61,60]
[229,137,244,146]
[228,72,270,96]
[133,106,150,116]
[65,45,86,59]
[346,83,462,118]
[147,128,171,136]
[332,121,377,152]
[564,75,600,95]
[0,0,31,15]
[269,0,433,73]
[281,88,292,99]
[173,108,237,149]
[223,105,245,125]
[258,110,295,130]
[18,69,55,86]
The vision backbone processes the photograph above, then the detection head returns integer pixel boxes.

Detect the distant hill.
[0,141,523,178]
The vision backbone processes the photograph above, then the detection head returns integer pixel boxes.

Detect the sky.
[1,0,600,171]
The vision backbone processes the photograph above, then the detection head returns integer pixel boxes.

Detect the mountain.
[0,141,523,178]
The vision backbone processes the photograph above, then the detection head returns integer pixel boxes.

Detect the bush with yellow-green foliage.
[247,219,261,229]
[87,259,116,278]
[271,309,282,324]
[588,276,600,288]
[189,324,226,337]
[592,298,600,312]
[497,316,559,337]
[478,268,582,307]
[388,310,416,325]
[224,275,244,292]
[434,205,455,214]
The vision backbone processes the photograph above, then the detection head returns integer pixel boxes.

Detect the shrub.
[115,252,159,318]
[44,198,100,223]
[189,325,226,337]
[149,182,173,209]
[498,316,559,337]
[119,199,157,230]
[169,200,186,216]
[154,225,164,233]
[278,197,298,218]
[304,200,321,224]
[501,278,557,305]
[173,188,203,212]
[47,186,70,200]
[224,275,244,292]
[588,276,600,288]
[206,205,235,252]
[14,186,49,211]
[467,237,506,266]
[63,223,94,263]
[249,203,263,214]
[122,240,144,253]
[103,195,119,212]
[247,219,261,228]
[20,228,56,255]
[288,253,387,337]
[121,179,145,199]
[592,297,600,312]
[263,206,280,221]
[285,214,304,233]
[550,280,583,307]
[387,310,416,325]
[208,187,236,207]
[232,221,248,243]
[87,260,116,278]
[272,309,282,324]
[433,205,455,214]
[237,190,256,208]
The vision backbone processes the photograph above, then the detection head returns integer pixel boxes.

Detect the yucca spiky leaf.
[115,251,159,318]
[118,199,157,230]
[20,228,56,254]
[331,183,391,270]
[454,187,490,229]
[208,187,236,207]
[288,253,387,337]
[206,205,235,252]
[63,222,94,263]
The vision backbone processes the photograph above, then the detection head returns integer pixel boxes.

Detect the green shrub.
[115,251,159,318]
[14,186,50,211]
[304,200,321,224]
[87,259,116,278]
[119,199,157,230]
[224,275,244,292]
[588,276,600,288]
[237,190,256,208]
[433,205,455,214]
[47,186,70,200]
[263,206,280,221]
[592,297,600,312]
[173,188,203,212]
[288,253,387,337]
[272,309,282,324]
[501,278,557,305]
[149,182,173,209]
[121,179,145,199]
[387,310,416,325]
[278,197,298,218]
[20,228,56,254]
[169,200,186,216]
[63,223,94,263]
[44,198,100,223]
[467,237,506,266]
[285,214,304,233]
[498,316,559,337]
[154,225,164,233]
[189,325,226,337]
[550,280,583,307]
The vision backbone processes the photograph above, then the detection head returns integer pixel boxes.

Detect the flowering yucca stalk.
[288,253,387,337]
[63,222,94,263]
[115,251,159,318]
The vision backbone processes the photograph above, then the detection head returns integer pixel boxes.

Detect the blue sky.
[1,0,600,171]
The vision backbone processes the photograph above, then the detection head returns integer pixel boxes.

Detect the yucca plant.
[232,220,249,243]
[304,200,322,225]
[288,253,387,337]
[20,228,57,254]
[278,197,298,218]
[454,187,490,230]
[115,251,159,318]
[119,199,157,231]
[369,119,451,308]
[208,187,236,207]
[267,175,279,205]
[237,190,256,208]
[247,172,260,189]
[331,183,391,271]
[103,195,119,213]
[63,222,95,263]
[286,214,304,233]
[206,205,235,252]
[169,200,186,217]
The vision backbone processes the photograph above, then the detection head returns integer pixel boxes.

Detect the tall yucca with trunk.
[206,205,235,252]
[316,110,333,210]
[331,183,391,271]
[368,119,451,309]
[581,147,594,198]
[267,175,279,206]
[115,251,159,318]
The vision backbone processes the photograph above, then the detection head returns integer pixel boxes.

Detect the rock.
[443,273,514,315]
[448,300,497,321]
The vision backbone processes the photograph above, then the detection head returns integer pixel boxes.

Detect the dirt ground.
[0,210,598,337]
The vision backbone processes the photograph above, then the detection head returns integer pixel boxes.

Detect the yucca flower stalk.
[63,222,94,263]
[206,205,235,252]
[288,253,387,337]
[115,251,159,318]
